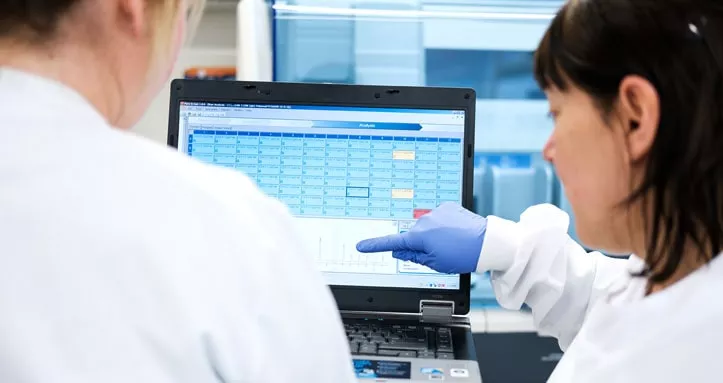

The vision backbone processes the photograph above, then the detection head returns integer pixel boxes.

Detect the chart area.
[294,217,435,274]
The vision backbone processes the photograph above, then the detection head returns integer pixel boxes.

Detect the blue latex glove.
[356,203,487,274]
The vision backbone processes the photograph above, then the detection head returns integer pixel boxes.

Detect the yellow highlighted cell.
[392,189,415,199]
[393,150,416,160]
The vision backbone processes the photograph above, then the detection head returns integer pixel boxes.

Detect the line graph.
[295,217,400,274]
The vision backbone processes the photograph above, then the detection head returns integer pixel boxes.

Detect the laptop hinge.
[419,300,455,324]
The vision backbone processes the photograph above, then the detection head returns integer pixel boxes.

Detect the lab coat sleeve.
[475,204,627,350]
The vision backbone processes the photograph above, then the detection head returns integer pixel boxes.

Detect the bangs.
[533,4,573,91]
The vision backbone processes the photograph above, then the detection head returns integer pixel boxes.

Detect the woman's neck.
[0,39,119,124]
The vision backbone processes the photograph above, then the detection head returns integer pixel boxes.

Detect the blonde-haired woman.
[0,1,355,382]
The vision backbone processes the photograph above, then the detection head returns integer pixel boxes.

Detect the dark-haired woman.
[359,1,723,380]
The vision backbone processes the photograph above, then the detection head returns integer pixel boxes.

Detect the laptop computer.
[167,79,482,382]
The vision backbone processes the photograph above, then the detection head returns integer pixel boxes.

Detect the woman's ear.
[617,75,660,162]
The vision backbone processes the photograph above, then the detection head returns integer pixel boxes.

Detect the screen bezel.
[168,79,476,315]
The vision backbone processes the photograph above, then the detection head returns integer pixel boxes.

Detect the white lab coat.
[477,204,723,382]
[0,68,356,383]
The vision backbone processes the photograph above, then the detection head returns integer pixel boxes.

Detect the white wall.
[132,2,238,144]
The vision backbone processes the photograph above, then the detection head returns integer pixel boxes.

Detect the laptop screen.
[177,101,465,290]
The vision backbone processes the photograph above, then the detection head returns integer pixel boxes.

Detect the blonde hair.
[149,0,206,50]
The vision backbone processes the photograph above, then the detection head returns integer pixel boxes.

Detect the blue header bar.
[190,129,461,143]
[312,121,423,131]
[181,101,462,115]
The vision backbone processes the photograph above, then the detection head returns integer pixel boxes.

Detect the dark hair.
[534,0,723,284]
[0,0,80,40]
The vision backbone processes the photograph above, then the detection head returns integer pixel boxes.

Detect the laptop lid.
[168,80,476,316]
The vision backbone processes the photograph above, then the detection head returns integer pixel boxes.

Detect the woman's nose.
[542,136,555,163]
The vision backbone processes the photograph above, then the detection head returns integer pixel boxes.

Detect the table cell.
[438,180,461,191]
[415,151,438,162]
[213,154,235,164]
[439,142,462,153]
[280,176,302,186]
[346,187,370,198]
[280,165,302,176]
[191,143,214,154]
[437,190,460,201]
[346,197,370,207]
[415,141,438,152]
[259,156,281,166]
[279,194,301,205]
[391,199,413,209]
[300,205,323,216]
[415,190,436,199]
[281,147,303,157]
[370,179,392,189]
[236,155,259,165]
[215,135,237,145]
[438,152,460,162]
[303,141,326,150]
[324,187,347,197]
[259,146,282,156]
[347,149,371,159]
[438,171,460,181]
[392,150,415,160]
[371,150,393,160]
[371,159,393,169]
[392,169,414,180]
[303,158,325,168]
[192,134,215,144]
[258,165,281,175]
[391,209,413,219]
[301,195,323,206]
[323,196,346,207]
[370,188,392,198]
[325,168,346,178]
[303,147,326,158]
[393,142,416,151]
[348,168,370,178]
[348,158,371,168]
[415,160,437,171]
[301,186,324,196]
[325,158,347,168]
[346,206,369,217]
[414,180,437,190]
[393,161,415,171]
[281,157,303,167]
[236,145,258,155]
[326,138,348,149]
[413,199,438,209]
[259,136,282,146]
[302,176,324,186]
[218,163,236,169]
[391,180,414,189]
[438,162,461,172]
[326,148,347,158]
[237,136,259,146]
[302,167,325,177]
[370,169,393,179]
[415,170,437,180]
[347,178,370,188]
[258,174,280,184]
[348,140,371,150]
[282,137,304,147]
[324,177,346,187]
[214,144,236,154]
[392,188,414,199]
[368,207,392,218]
[369,198,391,208]
[323,206,346,217]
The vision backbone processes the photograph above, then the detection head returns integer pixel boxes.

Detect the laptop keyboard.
[344,322,455,359]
